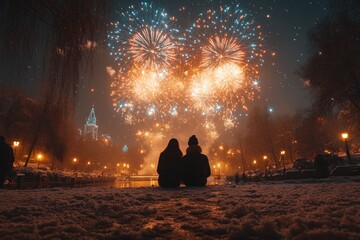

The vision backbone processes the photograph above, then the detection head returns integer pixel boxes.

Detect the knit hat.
[188,135,198,146]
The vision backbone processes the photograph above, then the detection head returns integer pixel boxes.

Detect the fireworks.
[201,36,244,69]
[186,4,264,117]
[108,2,265,131]
[108,2,182,121]
[129,27,177,72]
[108,2,179,72]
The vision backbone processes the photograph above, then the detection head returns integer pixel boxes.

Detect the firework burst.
[129,27,177,72]
[186,4,264,118]
[108,2,182,121]
[108,2,179,73]
[201,36,244,69]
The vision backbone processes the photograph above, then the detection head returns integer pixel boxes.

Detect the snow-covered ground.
[0,177,359,239]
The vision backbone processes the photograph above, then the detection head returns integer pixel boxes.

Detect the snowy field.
[0,177,359,240]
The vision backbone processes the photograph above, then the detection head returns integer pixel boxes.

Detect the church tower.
[84,107,98,140]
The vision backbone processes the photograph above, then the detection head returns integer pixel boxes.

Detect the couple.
[157,135,211,188]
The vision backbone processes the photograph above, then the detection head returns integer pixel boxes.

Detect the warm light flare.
[341,133,348,140]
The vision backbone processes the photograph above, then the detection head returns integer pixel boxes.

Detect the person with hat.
[182,135,211,187]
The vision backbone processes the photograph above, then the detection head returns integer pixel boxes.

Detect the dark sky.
[75,0,328,143]
[0,0,329,145]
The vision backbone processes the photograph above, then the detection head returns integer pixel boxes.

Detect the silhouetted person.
[234,172,240,184]
[0,136,14,188]
[182,135,211,187]
[314,153,330,178]
[157,138,183,188]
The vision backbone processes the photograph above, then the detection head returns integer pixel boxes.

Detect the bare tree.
[301,0,360,116]
[1,0,106,166]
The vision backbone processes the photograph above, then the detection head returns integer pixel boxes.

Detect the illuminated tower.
[84,107,98,140]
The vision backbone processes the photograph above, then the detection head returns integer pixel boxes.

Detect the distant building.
[84,107,98,140]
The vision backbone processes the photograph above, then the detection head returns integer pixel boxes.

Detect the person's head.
[167,138,180,149]
[0,136,5,142]
[164,138,182,156]
[188,135,198,146]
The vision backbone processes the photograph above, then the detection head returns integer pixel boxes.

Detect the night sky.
[74,0,328,145]
[0,1,330,147]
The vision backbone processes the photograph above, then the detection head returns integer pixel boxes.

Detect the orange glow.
[342,133,348,140]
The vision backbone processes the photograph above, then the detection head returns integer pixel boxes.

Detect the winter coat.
[0,142,14,179]
[182,145,211,187]
[157,150,183,187]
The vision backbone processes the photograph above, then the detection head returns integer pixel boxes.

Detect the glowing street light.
[72,157,78,171]
[263,155,268,172]
[13,141,20,162]
[253,160,257,165]
[341,132,352,164]
[37,153,43,168]
[341,133,348,140]
[13,141,19,147]
[280,150,286,171]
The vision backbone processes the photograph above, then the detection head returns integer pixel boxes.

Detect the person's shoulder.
[0,143,11,149]
[159,151,166,158]
[200,153,209,160]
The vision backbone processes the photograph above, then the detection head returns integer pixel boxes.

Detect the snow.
[0,177,359,239]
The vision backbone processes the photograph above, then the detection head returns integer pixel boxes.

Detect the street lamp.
[73,158,78,171]
[341,132,352,164]
[13,141,20,162]
[280,150,286,170]
[37,153,43,168]
[263,155,268,173]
